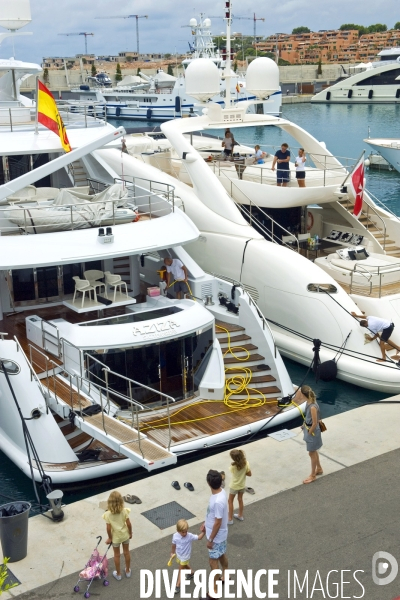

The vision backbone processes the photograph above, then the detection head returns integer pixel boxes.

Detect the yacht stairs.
[69,159,89,187]
[215,321,281,398]
[32,347,176,472]
[337,197,400,257]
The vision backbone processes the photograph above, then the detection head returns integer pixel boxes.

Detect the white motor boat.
[365,137,400,173]
[72,13,281,121]
[312,48,400,104]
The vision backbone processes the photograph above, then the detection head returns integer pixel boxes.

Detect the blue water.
[0,105,397,508]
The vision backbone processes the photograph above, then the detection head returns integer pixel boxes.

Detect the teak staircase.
[338,198,400,257]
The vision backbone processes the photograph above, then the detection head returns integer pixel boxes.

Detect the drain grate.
[141,501,196,530]
[1,565,21,589]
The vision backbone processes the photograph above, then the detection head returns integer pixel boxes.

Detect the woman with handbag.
[298,385,324,484]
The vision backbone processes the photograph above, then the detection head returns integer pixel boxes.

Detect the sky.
[0,0,399,64]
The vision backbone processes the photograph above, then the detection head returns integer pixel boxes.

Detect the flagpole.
[340,150,365,189]
[34,75,39,135]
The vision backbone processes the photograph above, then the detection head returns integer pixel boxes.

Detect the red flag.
[349,155,365,218]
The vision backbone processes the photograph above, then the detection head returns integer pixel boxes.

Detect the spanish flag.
[37,81,71,152]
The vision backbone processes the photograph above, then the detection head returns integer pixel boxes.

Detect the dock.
[2,397,400,599]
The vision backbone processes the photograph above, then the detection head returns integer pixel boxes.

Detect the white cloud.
[0,0,398,64]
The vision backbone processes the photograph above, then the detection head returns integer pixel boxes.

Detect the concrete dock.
[2,398,400,599]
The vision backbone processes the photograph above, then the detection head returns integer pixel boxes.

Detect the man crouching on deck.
[164,257,189,299]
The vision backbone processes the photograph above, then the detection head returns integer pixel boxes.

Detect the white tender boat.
[365,138,400,173]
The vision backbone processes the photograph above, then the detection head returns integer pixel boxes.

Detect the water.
[0,104,397,507]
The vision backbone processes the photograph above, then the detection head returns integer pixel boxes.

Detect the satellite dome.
[189,18,197,27]
[203,18,211,27]
[246,57,279,99]
[185,58,220,101]
[0,0,31,30]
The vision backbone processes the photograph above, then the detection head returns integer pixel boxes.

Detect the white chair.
[72,276,97,307]
[83,270,107,298]
[104,271,129,302]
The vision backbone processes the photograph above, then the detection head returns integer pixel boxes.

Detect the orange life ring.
[307,211,314,231]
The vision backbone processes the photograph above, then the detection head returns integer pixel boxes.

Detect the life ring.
[307,211,314,231]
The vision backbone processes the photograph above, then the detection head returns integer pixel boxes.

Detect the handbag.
[319,420,327,433]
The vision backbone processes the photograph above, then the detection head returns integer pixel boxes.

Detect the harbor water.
[0,103,397,506]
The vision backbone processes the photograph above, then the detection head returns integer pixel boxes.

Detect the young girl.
[298,385,323,484]
[103,490,132,581]
[170,518,204,594]
[227,449,252,524]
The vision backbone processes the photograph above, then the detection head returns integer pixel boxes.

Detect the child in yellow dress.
[227,449,252,524]
[103,491,132,581]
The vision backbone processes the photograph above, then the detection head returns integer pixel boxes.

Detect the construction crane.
[58,32,94,55]
[95,15,148,56]
[233,14,265,42]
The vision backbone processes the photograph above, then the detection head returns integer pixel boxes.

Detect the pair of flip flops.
[245,487,255,495]
[124,494,142,504]
[171,481,195,492]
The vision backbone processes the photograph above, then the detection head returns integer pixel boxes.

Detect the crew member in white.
[164,257,189,300]
[352,312,400,362]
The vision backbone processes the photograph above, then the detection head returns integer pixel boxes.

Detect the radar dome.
[189,18,197,27]
[0,0,31,30]
[246,57,279,99]
[185,59,220,101]
[203,18,211,27]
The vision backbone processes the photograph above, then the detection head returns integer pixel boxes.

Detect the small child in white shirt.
[170,518,205,594]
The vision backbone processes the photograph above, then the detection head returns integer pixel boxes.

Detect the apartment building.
[256,29,400,64]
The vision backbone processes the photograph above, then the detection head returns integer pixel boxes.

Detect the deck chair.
[72,276,97,307]
[104,271,129,302]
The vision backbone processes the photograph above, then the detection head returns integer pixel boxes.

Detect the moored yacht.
[365,137,400,173]
[0,98,298,486]
[72,12,281,120]
[311,48,400,104]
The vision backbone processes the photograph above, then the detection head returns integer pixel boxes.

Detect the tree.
[233,60,238,72]
[395,22,400,30]
[339,23,367,36]
[91,63,97,76]
[278,57,290,66]
[164,53,171,59]
[167,64,174,76]
[43,67,49,83]
[292,26,310,34]
[115,63,122,81]
[367,23,387,33]
[317,58,322,75]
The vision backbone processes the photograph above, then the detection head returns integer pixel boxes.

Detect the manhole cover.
[141,501,195,530]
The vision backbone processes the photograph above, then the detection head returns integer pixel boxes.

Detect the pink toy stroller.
[74,536,111,598]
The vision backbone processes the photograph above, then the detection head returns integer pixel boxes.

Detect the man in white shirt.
[163,257,189,299]
[352,312,400,362]
[200,470,228,599]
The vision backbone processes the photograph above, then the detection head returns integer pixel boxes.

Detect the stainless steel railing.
[349,261,400,298]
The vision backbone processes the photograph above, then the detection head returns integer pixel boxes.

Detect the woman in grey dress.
[298,385,323,484]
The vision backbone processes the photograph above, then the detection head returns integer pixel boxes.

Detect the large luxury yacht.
[0,52,299,486]
[311,48,400,104]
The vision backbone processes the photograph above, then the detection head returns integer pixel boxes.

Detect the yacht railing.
[41,319,61,357]
[0,179,176,234]
[207,272,278,358]
[0,101,107,130]
[366,188,400,226]
[338,193,387,250]
[349,261,400,298]
[0,332,8,340]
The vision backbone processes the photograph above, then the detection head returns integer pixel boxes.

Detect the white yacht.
[311,48,400,104]
[365,137,400,173]
[71,13,281,120]
[92,43,400,394]
[0,63,299,486]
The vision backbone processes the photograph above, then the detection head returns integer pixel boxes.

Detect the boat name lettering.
[133,320,180,336]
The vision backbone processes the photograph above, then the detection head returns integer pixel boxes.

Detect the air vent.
[242,284,259,303]
[201,283,213,299]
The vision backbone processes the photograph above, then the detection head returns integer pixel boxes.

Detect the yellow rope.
[138,323,287,432]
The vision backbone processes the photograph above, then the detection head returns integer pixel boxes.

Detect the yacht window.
[0,360,20,375]
[79,306,182,326]
[307,284,338,294]
[355,68,400,86]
